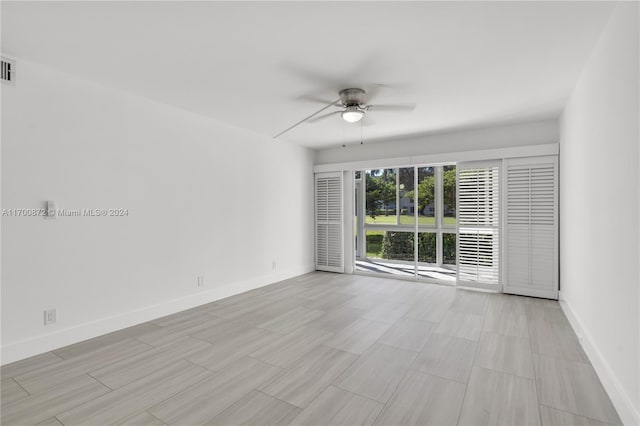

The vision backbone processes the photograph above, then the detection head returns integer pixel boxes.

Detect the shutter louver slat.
[315,173,344,273]
[505,156,558,299]
[457,162,500,288]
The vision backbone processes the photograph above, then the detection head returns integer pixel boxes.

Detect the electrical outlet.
[197,275,204,287]
[272,261,277,270]
[44,309,56,325]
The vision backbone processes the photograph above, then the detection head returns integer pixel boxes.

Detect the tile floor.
[0,272,621,425]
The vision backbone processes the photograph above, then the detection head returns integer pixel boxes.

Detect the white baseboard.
[559,292,639,426]
[1,264,315,365]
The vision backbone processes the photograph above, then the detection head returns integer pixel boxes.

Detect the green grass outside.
[363,219,457,258]
[360,216,457,258]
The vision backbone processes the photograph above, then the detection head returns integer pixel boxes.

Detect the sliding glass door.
[354,164,457,284]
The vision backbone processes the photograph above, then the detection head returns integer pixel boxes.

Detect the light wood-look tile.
[1,377,29,406]
[539,405,615,426]
[204,390,301,426]
[528,319,588,363]
[0,272,623,426]
[483,294,528,337]
[118,411,167,426]
[298,283,344,300]
[377,317,436,352]
[475,331,535,378]
[52,322,161,360]
[324,318,392,355]
[134,324,209,347]
[449,291,489,316]
[374,370,466,426]
[258,345,358,408]
[483,309,529,338]
[90,336,213,388]
[258,306,325,334]
[289,385,384,426]
[34,417,64,426]
[150,307,215,327]
[435,310,485,341]
[405,292,455,323]
[300,292,356,311]
[526,301,589,363]
[244,298,316,325]
[362,301,412,324]
[487,293,527,316]
[190,317,260,342]
[188,325,281,371]
[149,310,224,336]
[1,352,63,379]
[458,367,541,426]
[342,293,392,310]
[57,361,211,425]
[335,343,417,403]
[411,332,477,383]
[214,291,263,307]
[262,284,314,301]
[14,338,153,394]
[250,326,333,368]
[1,374,111,426]
[305,305,367,332]
[209,296,279,319]
[533,354,620,424]
[148,357,281,425]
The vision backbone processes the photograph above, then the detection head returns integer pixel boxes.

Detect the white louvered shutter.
[315,172,344,273]
[457,161,501,289]
[504,156,558,299]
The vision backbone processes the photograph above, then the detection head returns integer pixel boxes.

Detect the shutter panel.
[315,172,344,272]
[457,161,500,289]
[504,156,558,299]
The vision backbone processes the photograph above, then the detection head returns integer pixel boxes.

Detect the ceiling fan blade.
[344,52,383,82]
[273,98,340,139]
[280,62,343,88]
[366,103,416,112]
[307,110,342,123]
[363,83,392,102]
[297,94,337,105]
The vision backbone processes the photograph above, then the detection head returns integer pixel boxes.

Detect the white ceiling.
[1,1,615,149]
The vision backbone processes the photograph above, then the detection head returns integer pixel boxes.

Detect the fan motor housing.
[339,88,366,107]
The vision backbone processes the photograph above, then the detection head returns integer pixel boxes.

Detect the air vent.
[1,57,16,85]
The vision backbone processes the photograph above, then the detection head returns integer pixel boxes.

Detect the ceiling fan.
[273,87,415,139]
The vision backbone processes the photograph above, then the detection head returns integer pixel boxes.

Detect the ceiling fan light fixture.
[342,108,365,123]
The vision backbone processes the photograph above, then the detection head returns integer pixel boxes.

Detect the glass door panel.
[366,169,397,225]
[354,165,457,283]
[417,167,435,226]
[399,167,415,225]
[443,165,457,227]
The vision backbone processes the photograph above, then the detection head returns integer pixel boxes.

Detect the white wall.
[559,3,639,425]
[1,59,315,363]
[315,118,558,165]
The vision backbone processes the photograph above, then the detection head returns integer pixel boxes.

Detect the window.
[417,167,435,225]
[354,165,456,282]
[443,165,456,226]
[365,169,397,224]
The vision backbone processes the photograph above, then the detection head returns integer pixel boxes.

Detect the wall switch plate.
[44,309,56,325]
[272,261,277,270]
[197,276,204,287]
